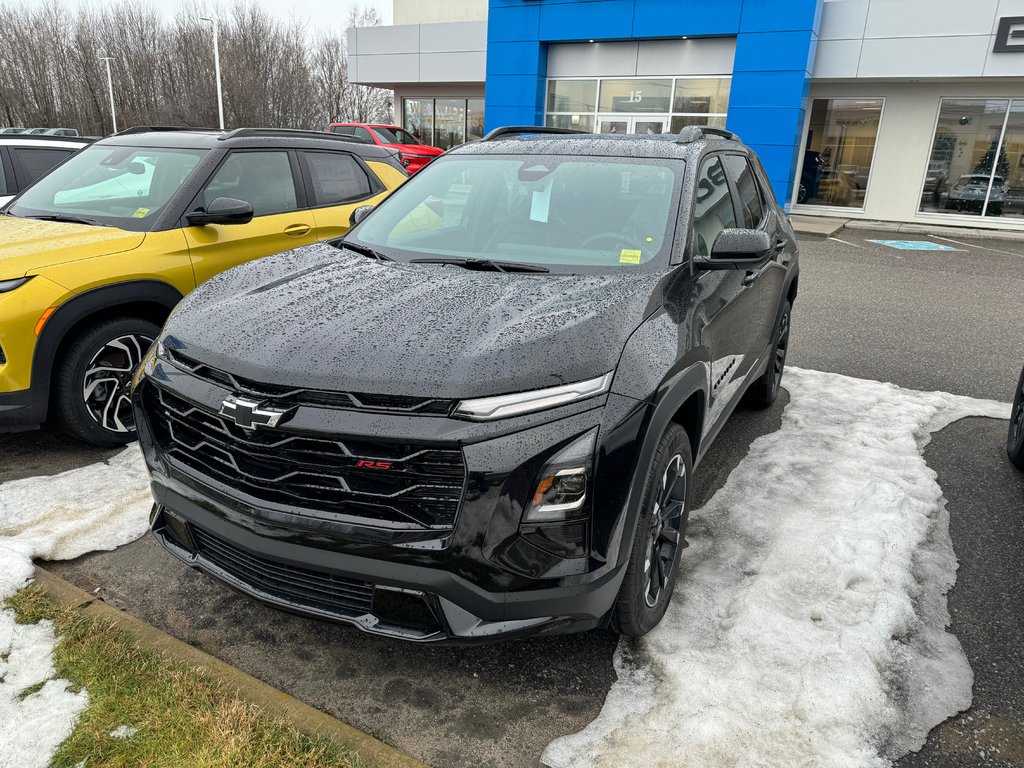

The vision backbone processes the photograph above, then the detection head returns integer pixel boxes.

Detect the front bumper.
[151,488,621,643]
[0,387,45,432]
[134,357,649,642]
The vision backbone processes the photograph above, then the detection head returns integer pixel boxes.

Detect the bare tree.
[0,0,394,134]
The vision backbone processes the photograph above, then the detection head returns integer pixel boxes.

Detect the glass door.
[596,116,668,135]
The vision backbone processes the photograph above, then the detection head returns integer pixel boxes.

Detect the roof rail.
[481,125,587,141]
[674,126,741,144]
[115,126,207,136]
[219,127,373,144]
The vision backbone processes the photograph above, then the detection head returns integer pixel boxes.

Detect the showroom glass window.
[919,99,1024,220]
[545,76,730,135]
[401,97,484,150]
[795,98,883,209]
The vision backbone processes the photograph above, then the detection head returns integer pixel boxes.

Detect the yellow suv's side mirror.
[186,196,254,226]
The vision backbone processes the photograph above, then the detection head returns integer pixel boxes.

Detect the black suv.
[1009,363,1024,469]
[132,125,799,642]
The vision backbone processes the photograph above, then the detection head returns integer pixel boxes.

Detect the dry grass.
[6,586,365,768]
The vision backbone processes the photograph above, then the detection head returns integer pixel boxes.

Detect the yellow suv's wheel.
[53,317,160,446]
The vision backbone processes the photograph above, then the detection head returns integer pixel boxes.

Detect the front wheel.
[745,300,792,409]
[1008,366,1024,470]
[613,423,692,637]
[52,317,160,447]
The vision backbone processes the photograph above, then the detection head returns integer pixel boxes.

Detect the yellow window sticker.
[132,207,149,218]
[619,249,642,264]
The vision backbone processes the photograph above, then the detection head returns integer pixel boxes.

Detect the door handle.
[284,223,311,237]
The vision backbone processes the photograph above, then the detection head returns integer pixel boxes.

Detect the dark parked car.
[0,133,92,206]
[1009,364,1024,470]
[132,125,799,642]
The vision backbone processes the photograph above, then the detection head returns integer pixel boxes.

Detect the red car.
[326,123,443,174]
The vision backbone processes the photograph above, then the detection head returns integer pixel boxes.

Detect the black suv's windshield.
[348,154,683,273]
[8,144,207,231]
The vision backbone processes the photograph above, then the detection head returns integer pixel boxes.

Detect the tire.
[745,299,792,409]
[1008,366,1024,471]
[613,423,692,637]
[52,316,160,447]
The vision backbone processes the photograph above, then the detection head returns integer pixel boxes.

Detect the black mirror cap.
[350,204,375,227]
[186,196,255,226]
[696,228,772,271]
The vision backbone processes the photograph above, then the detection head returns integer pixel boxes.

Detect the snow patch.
[543,367,1010,768]
[109,725,138,740]
[0,447,152,768]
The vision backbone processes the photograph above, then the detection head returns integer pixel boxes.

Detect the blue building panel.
[484,0,824,206]
[632,0,742,37]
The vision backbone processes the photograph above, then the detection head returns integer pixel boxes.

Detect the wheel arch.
[613,363,708,572]
[33,280,182,420]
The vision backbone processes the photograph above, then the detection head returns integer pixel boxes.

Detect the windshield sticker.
[619,249,642,264]
[132,207,149,218]
[529,181,552,223]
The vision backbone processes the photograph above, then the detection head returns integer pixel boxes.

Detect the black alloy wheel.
[1008,365,1024,470]
[53,316,161,447]
[643,451,688,608]
[613,423,692,636]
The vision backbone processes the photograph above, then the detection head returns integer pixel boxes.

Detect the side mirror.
[697,228,771,270]
[350,205,375,227]
[186,196,254,226]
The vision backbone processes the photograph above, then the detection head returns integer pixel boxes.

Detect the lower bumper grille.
[190,525,375,616]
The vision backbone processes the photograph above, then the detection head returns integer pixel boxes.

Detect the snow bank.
[0,447,151,768]
[543,367,1010,768]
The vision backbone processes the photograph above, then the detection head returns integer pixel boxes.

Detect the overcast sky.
[5,0,392,33]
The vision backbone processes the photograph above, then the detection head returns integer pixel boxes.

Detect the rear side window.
[0,152,8,194]
[330,126,354,135]
[303,152,372,205]
[11,147,72,186]
[692,156,737,258]
[722,155,764,229]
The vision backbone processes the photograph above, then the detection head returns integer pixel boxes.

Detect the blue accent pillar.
[483,0,823,206]
[727,1,823,206]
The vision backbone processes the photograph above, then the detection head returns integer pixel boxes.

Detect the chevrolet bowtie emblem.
[219,396,290,429]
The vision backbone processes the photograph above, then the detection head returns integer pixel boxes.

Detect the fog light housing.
[524,429,596,523]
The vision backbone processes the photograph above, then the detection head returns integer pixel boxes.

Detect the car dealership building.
[350,0,1024,230]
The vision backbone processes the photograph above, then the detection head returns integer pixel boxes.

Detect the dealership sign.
[994,17,1024,52]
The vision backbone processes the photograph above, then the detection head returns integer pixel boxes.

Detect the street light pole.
[99,56,117,134]
[199,15,225,129]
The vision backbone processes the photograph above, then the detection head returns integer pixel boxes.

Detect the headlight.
[454,373,612,421]
[0,277,32,293]
[131,338,164,390]
[524,429,596,523]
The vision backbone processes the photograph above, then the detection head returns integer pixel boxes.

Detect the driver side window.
[692,156,737,258]
[200,151,298,217]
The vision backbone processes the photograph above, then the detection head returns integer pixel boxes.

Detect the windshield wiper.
[24,214,99,226]
[410,257,550,274]
[338,241,393,262]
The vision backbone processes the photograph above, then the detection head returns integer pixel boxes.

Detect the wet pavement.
[4,228,1023,767]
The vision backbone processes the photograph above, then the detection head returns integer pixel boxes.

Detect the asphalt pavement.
[4,227,1023,767]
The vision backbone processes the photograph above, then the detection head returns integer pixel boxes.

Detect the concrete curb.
[32,566,431,768]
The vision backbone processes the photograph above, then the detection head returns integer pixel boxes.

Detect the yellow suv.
[0,127,407,445]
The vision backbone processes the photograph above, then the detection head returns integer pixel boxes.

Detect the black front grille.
[146,385,466,530]
[165,349,455,415]
[190,525,375,616]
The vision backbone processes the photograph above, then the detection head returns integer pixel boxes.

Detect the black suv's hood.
[165,244,664,399]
